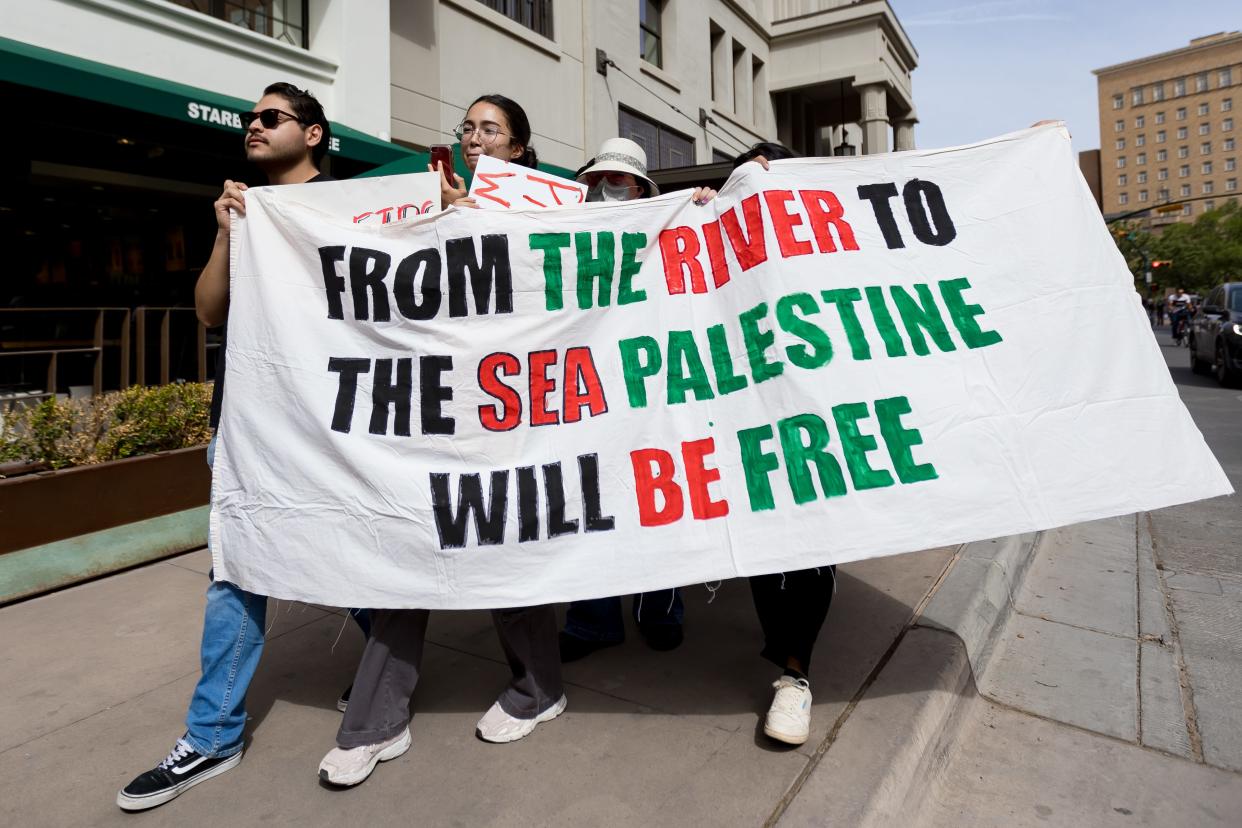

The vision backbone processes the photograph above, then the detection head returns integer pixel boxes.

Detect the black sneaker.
[116,738,242,811]
[640,622,684,652]
[337,683,352,713]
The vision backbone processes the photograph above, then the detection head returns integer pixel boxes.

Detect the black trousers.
[748,566,836,675]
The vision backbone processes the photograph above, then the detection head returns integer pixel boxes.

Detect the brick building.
[1094,32,1242,228]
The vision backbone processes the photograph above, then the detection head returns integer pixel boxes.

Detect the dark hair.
[574,157,596,179]
[732,141,797,169]
[470,94,538,169]
[264,82,332,166]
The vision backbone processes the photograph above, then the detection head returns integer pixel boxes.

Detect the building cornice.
[1093,33,1242,78]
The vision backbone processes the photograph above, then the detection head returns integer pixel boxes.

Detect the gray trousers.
[336,605,563,749]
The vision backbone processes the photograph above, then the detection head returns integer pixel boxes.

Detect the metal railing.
[134,307,218,386]
[0,307,132,397]
[0,307,219,398]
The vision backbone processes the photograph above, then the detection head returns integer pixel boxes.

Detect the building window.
[1228,178,1238,192]
[709,22,726,105]
[1180,183,1191,197]
[1156,111,1166,124]
[619,106,694,169]
[1177,126,1188,139]
[1138,190,1148,202]
[1202,161,1213,174]
[731,40,746,114]
[1157,149,1168,161]
[1202,141,1212,154]
[1224,98,1234,112]
[1200,122,1211,135]
[1118,174,1128,186]
[1158,188,1169,201]
[1135,115,1145,128]
[1179,164,1190,177]
[1227,158,1237,171]
[1178,145,1189,158]
[1156,130,1166,143]
[1117,156,1126,168]
[1176,107,1187,120]
[1137,171,1148,184]
[1157,168,1168,180]
[1115,138,1126,150]
[1204,200,1215,211]
[1137,152,1147,165]
[1221,68,1234,87]
[1114,119,1124,132]
[1182,203,1193,215]
[1136,133,1146,146]
[1198,102,1210,116]
[1113,94,1124,110]
[639,0,663,67]
[1196,72,1209,92]
[476,0,554,38]
[1152,83,1165,102]
[1118,193,1129,205]
[1225,138,1236,151]
[1132,87,1144,106]
[1174,78,1186,97]
[1225,118,1235,132]
[169,0,309,47]
[1203,181,1214,194]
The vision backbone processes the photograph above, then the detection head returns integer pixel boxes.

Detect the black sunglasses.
[241,108,304,129]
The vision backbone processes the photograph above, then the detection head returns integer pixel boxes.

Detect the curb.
[778,532,1041,826]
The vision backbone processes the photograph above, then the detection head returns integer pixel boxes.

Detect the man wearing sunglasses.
[117,82,363,812]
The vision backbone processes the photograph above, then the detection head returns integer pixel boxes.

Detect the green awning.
[0,36,413,167]
[359,148,578,181]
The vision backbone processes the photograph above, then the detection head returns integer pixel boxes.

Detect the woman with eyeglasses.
[318,94,567,789]
[431,94,540,209]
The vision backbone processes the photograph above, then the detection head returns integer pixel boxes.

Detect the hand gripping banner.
[211,126,1231,609]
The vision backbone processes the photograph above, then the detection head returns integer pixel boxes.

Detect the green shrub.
[0,383,213,470]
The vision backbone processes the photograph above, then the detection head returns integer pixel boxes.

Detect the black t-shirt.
[209,172,334,428]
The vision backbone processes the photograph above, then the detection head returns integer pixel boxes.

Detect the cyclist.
[1168,286,1192,344]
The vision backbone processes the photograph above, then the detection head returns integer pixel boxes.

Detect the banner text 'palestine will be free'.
[211,126,1231,609]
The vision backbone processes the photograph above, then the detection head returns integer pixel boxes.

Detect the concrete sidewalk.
[3,514,1240,826]
[0,543,955,825]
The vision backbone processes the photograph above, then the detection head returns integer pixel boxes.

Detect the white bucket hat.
[576,137,660,197]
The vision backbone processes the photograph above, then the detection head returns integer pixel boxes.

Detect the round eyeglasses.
[454,123,509,144]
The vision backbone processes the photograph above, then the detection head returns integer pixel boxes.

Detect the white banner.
[212,126,1231,609]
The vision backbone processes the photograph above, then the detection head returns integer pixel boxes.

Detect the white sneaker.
[764,676,812,745]
[318,727,411,787]
[476,694,567,743]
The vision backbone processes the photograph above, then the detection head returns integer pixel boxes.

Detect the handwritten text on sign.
[467,154,588,210]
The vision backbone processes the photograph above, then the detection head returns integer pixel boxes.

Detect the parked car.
[1189,282,1242,387]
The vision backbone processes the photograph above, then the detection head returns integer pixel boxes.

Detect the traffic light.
[1151,260,1173,269]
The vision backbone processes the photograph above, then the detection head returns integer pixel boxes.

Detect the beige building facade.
[391,0,919,172]
[1094,32,1242,227]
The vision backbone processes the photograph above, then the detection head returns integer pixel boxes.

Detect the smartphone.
[430,144,453,176]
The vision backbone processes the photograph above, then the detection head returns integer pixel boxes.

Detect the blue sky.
[889,1,1238,152]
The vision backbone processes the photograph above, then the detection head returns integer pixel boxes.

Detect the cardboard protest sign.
[467,154,588,210]
[280,172,441,223]
[212,125,1231,610]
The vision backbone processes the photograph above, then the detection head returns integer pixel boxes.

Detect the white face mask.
[587,180,637,202]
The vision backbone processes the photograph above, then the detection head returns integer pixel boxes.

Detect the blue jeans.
[563,589,684,644]
[184,435,370,757]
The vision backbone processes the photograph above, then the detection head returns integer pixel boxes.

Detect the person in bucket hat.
[576,137,714,204]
